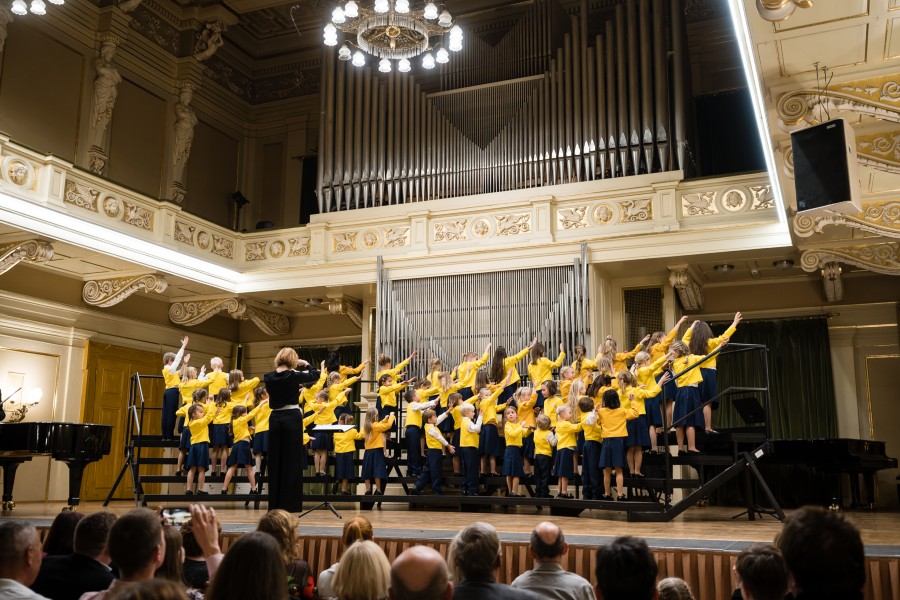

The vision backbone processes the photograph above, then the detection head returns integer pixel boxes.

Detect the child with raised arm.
[527,342,566,408]
[206,358,228,400]
[325,370,360,420]
[454,344,492,401]
[684,311,742,433]
[175,388,209,477]
[362,407,396,498]
[489,338,536,403]
[667,341,720,454]
[632,350,671,454]
[376,351,415,382]
[210,388,239,476]
[403,385,438,477]
[413,408,455,495]
[541,381,564,427]
[221,400,267,494]
[478,371,511,476]
[161,336,189,440]
[571,343,603,383]
[177,364,210,438]
[227,369,261,405]
[601,334,649,374]
[511,386,538,477]
[333,413,364,495]
[502,406,532,497]
[185,403,219,495]
[595,389,639,501]
[249,386,272,479]
[310,389,349,476]
[553,405,583,498]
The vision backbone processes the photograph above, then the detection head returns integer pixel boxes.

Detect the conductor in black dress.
[264,347,320,512]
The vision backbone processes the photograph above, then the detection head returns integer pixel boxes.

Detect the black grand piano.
[0,422,112,510]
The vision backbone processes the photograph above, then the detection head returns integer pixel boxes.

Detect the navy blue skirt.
[626,414,651,448]
[700,368,719,409]
[311,430,334,451]
[361,449,387,479]
[498,383,517,404]
[186,442,210,469]
[673,386,705,428]
[479,423,501,457]
[210,424,230,446]
[226,440,252,466]
[451,429,461,448]
[334,452,356,480]
[502,445,524,477]
[252,430,269,454]
[522,434,535,460]
[599,437,626,468]
[553,447,575,478]
[179,427,192,452]
[576,431,585,453]
[645,392,663,427]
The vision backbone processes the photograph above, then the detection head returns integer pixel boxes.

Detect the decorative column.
[86,35,123,175]
[170,82,198,204]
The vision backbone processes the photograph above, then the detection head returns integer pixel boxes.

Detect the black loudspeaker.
[790,118,861,215]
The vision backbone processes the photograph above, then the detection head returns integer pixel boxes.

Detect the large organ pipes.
[318,0,691,212]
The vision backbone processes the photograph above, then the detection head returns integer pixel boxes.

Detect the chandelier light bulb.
[47,0,63,5]
[374,0,389,13]
[379,58,392,72]
[398,57,411,72]
[449,39,462,52]
[449,25,463,40]
[344,0,358,17]
[11,0,27,14]
[436,47,449,63]
[338,44,351,60]
[422,52,435,69]
[423,2,438,19]
[323,24,338,46]
[438,9,452,27]
[395,0,409,13]
[352,50,366,67]
[30,0,46,14]
[332,7,345,23]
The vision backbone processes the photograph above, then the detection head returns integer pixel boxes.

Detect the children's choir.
[160,312,739,500]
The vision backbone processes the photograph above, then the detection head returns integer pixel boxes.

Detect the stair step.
[136,457,179,465]
[133,438,180,448]
[143,494,263,503]
[624,478,701,489]
[643,454,735,466]
[141,475,267,484]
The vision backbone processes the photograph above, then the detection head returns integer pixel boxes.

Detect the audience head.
[256,509,301,564]
[448,522,500,583]
[341,516,374,550]
[42,510,85,556]
[107,579,188,600]
[206,532,287,600]
[73,511,117,563]
[734,544,788,600]
[333,540,391,600]
[777,506,864,600]
[390,545,451,600]
[656,577,695,600]
[108,508,164,581]
[155,526,185,584]
[529,521,567,563]
[594,536,658,600]
[0,520,42,585]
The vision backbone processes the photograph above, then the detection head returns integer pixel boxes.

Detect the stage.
[6,501,900,600]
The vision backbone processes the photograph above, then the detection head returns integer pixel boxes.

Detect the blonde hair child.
[601,334,649,374]
[332,414,365,494]
[175,388,208,476]
[361,407,395,498]
[553,404,583,498]
[221,398,268,493]
[532,414,556,499]
[210,388,238,476]
[502,406,532,497]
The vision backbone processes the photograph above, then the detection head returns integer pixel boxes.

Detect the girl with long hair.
[489,337,537,403]
[527,342,565,408]
[683,311,742,433]
[205,532,288,600]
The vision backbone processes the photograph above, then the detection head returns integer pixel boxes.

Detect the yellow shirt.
[312,392,348,425]
[635,355,669,388]
[555,420,583,450]
[527,353,565,387]
[581,412,603,442]
[339,363,366,382]
[671,355,705,387]
[300,371,328,411]
[559,379,574,401]
[544,395,564,427]
[572,357,600,382]
[246,399,272,433]
[334,428,365,454]
[329,376,359,402]
[163,366,182,389]
[534,429,555,456]
[179,379,212,404]
[478,387,507,426]
[406,390,438,429]
[230,377,261,405]
[502,346,532,386]
[427,370,442,391]
[504,421,531,447]
[364,414,395,450]
[683,324,736,369]
[211,401,242,425]
[302,412,317,446]
[424,423,447,450]
[231,405,263,442]
[650,324,681,362]
[618,381,662,416]
[437,381,466,408]
[517,393,538,428]
[378,381,408,409]
[188,411,216,445]
[598,406,639,439]
[206,371,228,397]
[460,416,481,448]
[611,343,642,373]
[175,402,211,420]
[456,352,489,388]
[376,357,410,382]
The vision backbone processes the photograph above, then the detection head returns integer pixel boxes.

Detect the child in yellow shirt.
[333,413,365,495]
[362,408,396,497]
[595,389,639,501]
[502,406,532,497]
[527,342,565,407]
[510,387,537,477]
[413,409,455,495]
[532,414,556,499]
[185,403,219,495]
[578,396,603,500]
[221,400,267,494]
[458,403,483,496]
[477,372,511,476]
[175,388,208,477]
[310,389,349,476]
[553,405,583,498]
[210,388,240,475]
[161,336,189,441]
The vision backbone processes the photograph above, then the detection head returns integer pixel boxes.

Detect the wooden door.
[81,342,164,501]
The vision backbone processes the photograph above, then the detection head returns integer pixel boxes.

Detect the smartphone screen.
[161,507,191,526]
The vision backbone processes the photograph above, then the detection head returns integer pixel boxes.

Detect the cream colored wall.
[107,79,166,198]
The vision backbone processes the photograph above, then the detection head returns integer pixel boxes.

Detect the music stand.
[299,424,354,520]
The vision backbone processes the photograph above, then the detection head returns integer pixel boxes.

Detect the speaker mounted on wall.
[790,118,862,215]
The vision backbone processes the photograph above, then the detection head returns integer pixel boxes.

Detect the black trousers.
[268,409,304,512]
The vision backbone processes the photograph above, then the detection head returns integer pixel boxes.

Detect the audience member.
[31,511,117,600]
[0,521,49,600]
[256,510,315,599]
[204,532,286,600]
[180,526,213,590]
[42,511,85,558]
[657,577,695,600]
[448,522,539,600]
[594,536,658,600]
[731,544,787,600]
[318,516,374,600]
[185,506,224,580]
[510,522,594,600]
[390,545,452,600]
[79,508,165,600]
[332,540,391,600]
[106,579,188,600]
[777,506,864,600]
[155,527,203,600]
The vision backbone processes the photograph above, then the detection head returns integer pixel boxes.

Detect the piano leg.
[0,459,27,511]
[59,457,92,508]
[862,471,877,510]
[848,471,863,509]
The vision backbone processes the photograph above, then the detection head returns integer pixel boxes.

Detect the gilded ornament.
[103,196,121,218]
[7,160,30,187]
[64,181,100,212]
[334,232,358,252]
[197,231,211,250]
[434,220,467,242]
[558,207,587,229]
[620,198,652,222]
[361,230,379,249]
[0,240,53,276]
[668,268,703,311]
[801,243,900,276]
[246,241,267,261]
[288,236,310,256]
[592,204,614,224]
[82,274,168,307]
[471,219,490,238]
[269,240,286,258]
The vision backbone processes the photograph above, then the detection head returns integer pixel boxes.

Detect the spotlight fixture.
[267,300,285,308]
[772,259,794,270]
[713,264,734,274]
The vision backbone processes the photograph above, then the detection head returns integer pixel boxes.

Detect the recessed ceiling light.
[772,259,794,270]
[714,264,734,274]
[267,300,284,308]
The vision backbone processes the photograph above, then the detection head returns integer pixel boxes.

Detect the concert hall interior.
[0,0,899,597]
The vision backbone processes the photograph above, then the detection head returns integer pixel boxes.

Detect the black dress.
[264,367,320,512]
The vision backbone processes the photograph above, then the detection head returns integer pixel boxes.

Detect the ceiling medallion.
[324,1,461,73]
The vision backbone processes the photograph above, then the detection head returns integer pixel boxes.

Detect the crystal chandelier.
[324,1,462,72]
[10,0,63,16]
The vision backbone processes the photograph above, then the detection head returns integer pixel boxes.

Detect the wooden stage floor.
[7,501,900,557]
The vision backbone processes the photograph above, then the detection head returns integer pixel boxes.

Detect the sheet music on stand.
[313,425,354,432]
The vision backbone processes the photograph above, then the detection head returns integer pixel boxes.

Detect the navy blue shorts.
[599,437,626,468]
[502,445,524,477]
[334,452,356,480]
[553,447,575,478]
[252,430,269,454]
[186,442,210,469]
[210,424,230,447]
[626,414,651,448]
[479,423,501,457]
[226,440,252,466]
[311,430,333,451]
[361,449,387,480]
[674,386,704,428]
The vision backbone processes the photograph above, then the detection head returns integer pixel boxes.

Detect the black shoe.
[600,494,613,501]
[705,429,720,434]
[198,491,208,495]
[410,488,421,495]
[220,490,228,495]
[617,495,628,502]
[364,490,373,496]
[185,490,193,495]
[687,449,702,454]
[248,490,258,495]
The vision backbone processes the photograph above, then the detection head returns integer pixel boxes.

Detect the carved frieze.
[82,274,168,307]
[333,232,358,252]
[558,207,587,229]
[668,266,704,311]
[793,201,900,239]
[174,221,195,245]
[0,240,53,275]
[778,75,900,132]
[3,158,35,189]
[383,227,409,247]
[122,201,153,230]
[680,184,774,217]
[434,220,467,242]
[169,298,289,335]
[801,242,900,276]
[64,181,100,212]
[288,236,310,256]
[495,213,530,236]
[245,241,267,261]
[620,198,652,222]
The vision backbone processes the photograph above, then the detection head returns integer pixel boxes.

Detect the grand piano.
[0,422,112,510]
